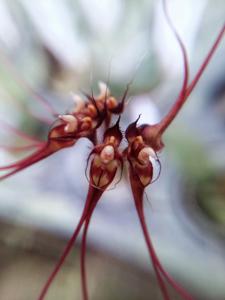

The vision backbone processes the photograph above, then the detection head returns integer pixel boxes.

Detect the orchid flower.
[0,1,224,300]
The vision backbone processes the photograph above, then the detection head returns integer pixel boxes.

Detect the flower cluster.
[0,1,224,300]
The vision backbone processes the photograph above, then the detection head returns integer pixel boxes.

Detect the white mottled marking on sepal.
[59,114,78,133]
[138,147,156,164]
[100,145,115,164]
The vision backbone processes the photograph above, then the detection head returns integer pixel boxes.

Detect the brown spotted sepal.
[125,120,158,188]
[68,82,129,135]
[49,111,99,147]
[138,123,164,152]
[125,115,164,153]
[88,119,123,190]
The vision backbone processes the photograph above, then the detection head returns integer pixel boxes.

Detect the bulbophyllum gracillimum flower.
[0,1,224,299]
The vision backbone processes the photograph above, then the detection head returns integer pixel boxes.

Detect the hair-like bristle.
[110,83,130,114]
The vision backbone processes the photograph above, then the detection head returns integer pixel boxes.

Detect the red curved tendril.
[37,186,100,300]
[158,10,225,135]
[0,143,43,153]
[0,143,54,180]
[0,119,43,144]
[137,204,194,300]
[157,0,190,135]
[0,51,57,116]
[130,176,194,300]
[186,23,225,97]
[80,205,96,300]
